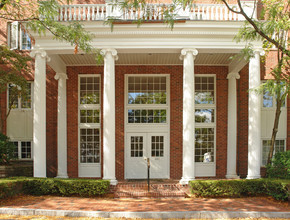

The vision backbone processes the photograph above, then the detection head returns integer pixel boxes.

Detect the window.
[195,75,216,163]
[262,82,286,108]
[8,21,31,50]
[8,83,32,110]
[79,75,101,164]
[11,141,32,159]
[127,75,168,124]
[262,139,286,166]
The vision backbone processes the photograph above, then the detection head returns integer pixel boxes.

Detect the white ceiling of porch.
[59,53,236,66]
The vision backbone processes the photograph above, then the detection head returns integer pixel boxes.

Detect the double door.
[125,133,169,179]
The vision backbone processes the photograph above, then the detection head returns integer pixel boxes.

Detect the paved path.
[0,195,289,218]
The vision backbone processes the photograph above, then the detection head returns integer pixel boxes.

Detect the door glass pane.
[80,128,100,163]
[130,136,143,157]
[151,136,164,157]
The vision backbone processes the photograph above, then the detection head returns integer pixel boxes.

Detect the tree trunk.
[0,94,3,134]
[267,96,282,165]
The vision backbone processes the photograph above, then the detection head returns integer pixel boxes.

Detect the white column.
[101,49,118,185]
[179,48,198,185]
[247,50,264,179]
[54,73,68,178]
[30,49,50,177]
[226,72,240,179]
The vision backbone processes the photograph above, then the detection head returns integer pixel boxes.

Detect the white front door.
[126,133,169,179]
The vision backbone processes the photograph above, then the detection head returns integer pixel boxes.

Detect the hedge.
[0,178,110,199]
[190,179,290,201]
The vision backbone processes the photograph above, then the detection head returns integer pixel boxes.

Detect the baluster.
[69,6,72,21]
[234,10,237,20]
[78,6,81,20]
[73,6,76,20]
[64,6,67,21]
[101,6,104,19]
[82,6,86,20]
[60,7,63,21]
[224,6,228,20]
[92,6,95,20]
[56,7,59,21]
[87,6,91,20]
[221,6,224,20]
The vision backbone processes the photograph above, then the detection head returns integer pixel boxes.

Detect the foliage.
[266,151,290,179]
[0,133,17,165]
[189,179,290,201]
[22,178,110,196]
[0,177,110,199]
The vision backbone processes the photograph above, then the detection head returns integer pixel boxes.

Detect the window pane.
[262,140,285,166]
[128,76,166,104]
[8,84,19,109]
[21,141,31,159]
[195,128,215,163]
[21,83,32,108]
[21,30,31,50]
[80,128,100,163]
[263,91,273,107]
[79,76,100,104]
[11,141,19,158]
[195,76,215,104]
[130,136,143,157]
[195,109,214,123]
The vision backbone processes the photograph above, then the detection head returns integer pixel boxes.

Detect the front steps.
[110,181,191,198]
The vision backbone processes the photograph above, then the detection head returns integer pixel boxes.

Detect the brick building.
[1,0,289,184]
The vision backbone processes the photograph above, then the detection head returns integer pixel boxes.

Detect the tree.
[114,0,289,165]
[0,0,101,133]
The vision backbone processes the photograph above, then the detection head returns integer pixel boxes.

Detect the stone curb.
[0,208,289,219]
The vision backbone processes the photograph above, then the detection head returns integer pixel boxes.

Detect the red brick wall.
[46,66,58,177]
[237,65,249,178]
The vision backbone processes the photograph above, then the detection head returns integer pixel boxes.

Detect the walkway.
[0,195,289,218]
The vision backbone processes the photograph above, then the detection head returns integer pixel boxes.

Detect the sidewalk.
[0,195,289,218]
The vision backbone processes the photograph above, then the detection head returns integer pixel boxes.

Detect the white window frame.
[11,140,33,160]
[194,74,216,164]
[7,21,32,50]
[125,74,170,127]
[7,82,33,111]
[78,74,101,165]
[261,139,286,167]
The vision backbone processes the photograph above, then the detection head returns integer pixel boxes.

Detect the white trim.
[78,74,102,178]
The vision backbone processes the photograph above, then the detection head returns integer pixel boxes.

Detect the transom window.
[126,75,169,125]
[262,139,286,166]
[128,76,166,104]
[8,83,32,109]
[194,75,216,163]
[79,75,101,164]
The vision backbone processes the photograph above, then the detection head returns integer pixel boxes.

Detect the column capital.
[54,73,68,80]
[101,48,118,61]
[30,49,51,62]
[253,48,265,56]
[180,48,198,60]
[227,72,240,80]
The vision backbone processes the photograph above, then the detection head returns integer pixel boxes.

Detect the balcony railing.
[57,3,254,22]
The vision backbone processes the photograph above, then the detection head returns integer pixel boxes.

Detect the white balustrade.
[57,3,250,21]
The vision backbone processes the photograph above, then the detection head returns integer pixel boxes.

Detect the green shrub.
[266,151,290,179]
[22,178,110,196]
[0,180,23,199]
[189,179,290,201]
[0,133,17,165]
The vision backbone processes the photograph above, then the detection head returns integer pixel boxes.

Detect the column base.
[103,178,118,185]
[179,177,195,185]
[226,174,240,179]
[55,175,69,179]
[246,175,261,179]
